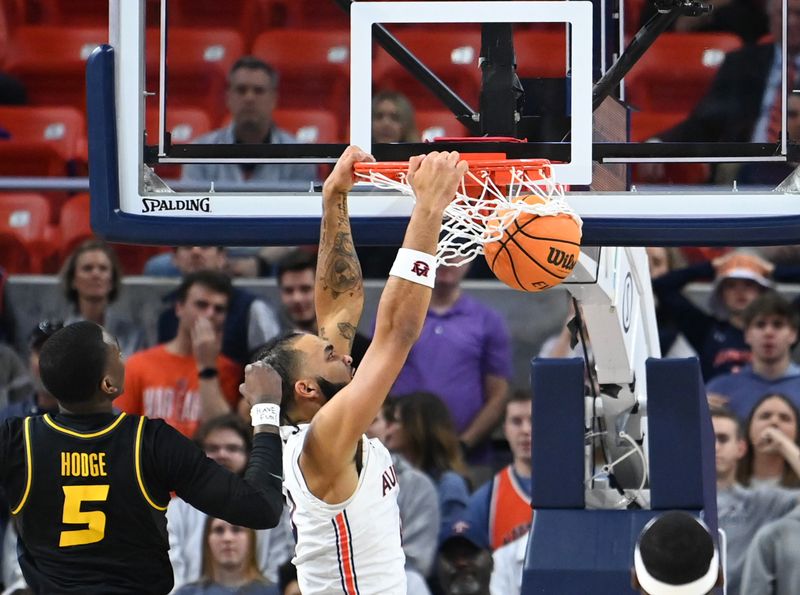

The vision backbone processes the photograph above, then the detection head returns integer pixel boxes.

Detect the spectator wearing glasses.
[168,415,292,591]
[117,271,243,438]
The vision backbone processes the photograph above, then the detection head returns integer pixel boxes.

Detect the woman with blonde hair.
[372,90,420,143]
[174,517,272,594]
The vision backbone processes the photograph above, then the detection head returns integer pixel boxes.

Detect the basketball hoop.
[354,157,582,267]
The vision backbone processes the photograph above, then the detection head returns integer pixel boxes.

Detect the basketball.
[483,195,582,292]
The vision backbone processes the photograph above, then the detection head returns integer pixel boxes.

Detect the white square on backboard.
[350,1,593,185]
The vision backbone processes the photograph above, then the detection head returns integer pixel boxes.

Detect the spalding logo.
[142,197,211,213]
[546,247,576,271]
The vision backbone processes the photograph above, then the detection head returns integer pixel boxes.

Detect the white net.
[355,161,583,266]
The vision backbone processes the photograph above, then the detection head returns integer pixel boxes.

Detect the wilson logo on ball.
[546,247,577,271]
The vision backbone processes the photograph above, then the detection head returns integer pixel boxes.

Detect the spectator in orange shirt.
[118,271,242,437]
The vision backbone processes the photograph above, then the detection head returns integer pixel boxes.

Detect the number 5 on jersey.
[59,485,110,547]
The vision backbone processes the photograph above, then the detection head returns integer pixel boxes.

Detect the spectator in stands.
[737,393,800,488]
[60,239,144,357]
[466,390,532,551]
[386,391,472,542]
[0,321,60,423]
[168,415,292,590]
[489,532,528,595]
[632,511,723,595]
[741,499,800,594]
[652,252,784,380]
[367,399,440,577]
[181,56,316,187]
[173,517,272,595]
[437,517,493,595]
[118,271,242,438]
[372,90,420,144]
[276,249,370,368]
[154,246,280,365]
[390,260,513,464]
[712,406,798,594]
[652,0,799,145]
[739,92,800,186]
[707,293,800,418]
[648,247,697,358]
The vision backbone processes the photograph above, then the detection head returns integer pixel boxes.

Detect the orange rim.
[354,158,552,183]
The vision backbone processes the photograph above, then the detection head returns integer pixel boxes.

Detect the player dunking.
[0,321,285,594]
[258,146,468,594]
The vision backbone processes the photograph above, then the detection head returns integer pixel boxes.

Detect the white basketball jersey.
[282,424,407,595]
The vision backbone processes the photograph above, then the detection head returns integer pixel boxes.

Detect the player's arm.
[157,363,284,528]
[303,152,468,482]
[315,146,372,356]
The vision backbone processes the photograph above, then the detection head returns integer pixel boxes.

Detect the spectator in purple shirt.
[388,260,513,463]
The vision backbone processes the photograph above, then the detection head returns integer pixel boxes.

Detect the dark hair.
[228,55,279,89]
[276,249,317,284]
[709,405,742,439]
[637,511,716,588]
[254,331,306,424]
[738,392,800,488]
[175,270,233,304]
[505,388,532,420]
[278,560,298,593]
[393,391,468,480]
[39,321,109,404]
[194,413,252,453]
[60,239,122,304]
[28,319,64,352]
[742,291,800,330]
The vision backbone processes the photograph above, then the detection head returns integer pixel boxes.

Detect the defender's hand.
[239,361,282,407]
[406,151,469,214]
[323,145,375,197]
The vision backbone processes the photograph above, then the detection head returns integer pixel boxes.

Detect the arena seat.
[514,30,569,79]
[0,105,86,176]
[284,0,349,29]
[145,107,214,179]
[35,0,162,26]
[145,28,245,125]
[252,29,350,115]
[5,26,106,112]
[373,27,482,110]
[273,108,340,142]
[0,193,57,273]
[625,32,742,116]
[415,109,470,140]
[60,193,165,275]
[169,0,283,46]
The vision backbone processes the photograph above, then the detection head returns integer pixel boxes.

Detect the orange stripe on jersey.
[333,511,359,595]
[489,466,533,550]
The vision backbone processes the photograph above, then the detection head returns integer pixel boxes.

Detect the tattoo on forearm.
[323,232,362,298]
[337,322,356,342]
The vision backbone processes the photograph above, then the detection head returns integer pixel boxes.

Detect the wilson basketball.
[483,195,582,292]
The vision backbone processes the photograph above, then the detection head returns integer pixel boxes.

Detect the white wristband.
[389,248,437,288]
[250,403,281,427]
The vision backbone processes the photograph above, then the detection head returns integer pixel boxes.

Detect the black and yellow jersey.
[0,412,283,595]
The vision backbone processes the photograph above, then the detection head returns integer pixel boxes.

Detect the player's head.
[173,246,226,274]
[276,249,317,328]
[174,270,233,337]
[387,391,467,478]
[195,414,252,474]
[504,390,532,468]
[226,55,279,134]
[372,90,420,143]
[201,517,263,584]
[710,406,746,483]
[60,238,122,306]
[710,253,771,318]
[742,292,799,365]
[255,331,354,425]
[632,511,721,595]
[38,321,125,406]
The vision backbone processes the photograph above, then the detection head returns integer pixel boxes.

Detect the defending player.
[258,146,468,594]
[0,321,284,594]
